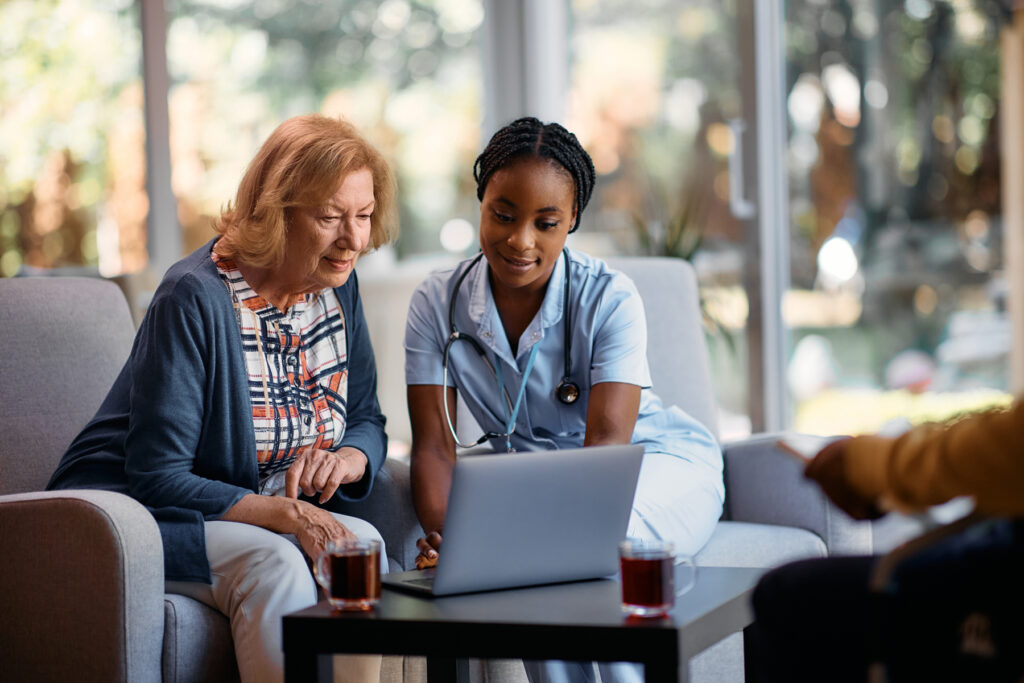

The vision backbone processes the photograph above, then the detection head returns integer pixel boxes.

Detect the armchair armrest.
[332,458,421,571]
[722,433,874,556]
[0,489,165,682]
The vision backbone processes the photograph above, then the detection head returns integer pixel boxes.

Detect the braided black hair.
[473,117,596,233]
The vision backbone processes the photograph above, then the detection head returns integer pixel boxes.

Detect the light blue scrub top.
[404,249,723,477]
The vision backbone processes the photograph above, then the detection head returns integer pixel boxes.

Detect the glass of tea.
[313,539,382,612]
[618,538,697,618]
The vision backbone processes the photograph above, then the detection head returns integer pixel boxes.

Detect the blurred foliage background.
[0,0,1014,437]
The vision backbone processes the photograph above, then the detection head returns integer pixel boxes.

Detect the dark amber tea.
[620,555,674,610]
[314,540,382,611]
[329,552,381,603]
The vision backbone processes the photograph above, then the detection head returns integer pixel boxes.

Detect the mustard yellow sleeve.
[842,399,1024,516]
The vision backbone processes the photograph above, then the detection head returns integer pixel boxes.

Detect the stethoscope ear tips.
[557,380,580,405]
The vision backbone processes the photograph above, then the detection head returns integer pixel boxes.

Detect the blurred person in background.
[750,401,1024,682]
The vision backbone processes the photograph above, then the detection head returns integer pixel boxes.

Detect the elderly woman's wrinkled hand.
[293,503,357,560]
[285,446,368,504]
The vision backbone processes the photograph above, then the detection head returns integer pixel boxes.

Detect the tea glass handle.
[313,552,330,593]
[674,555,697,597]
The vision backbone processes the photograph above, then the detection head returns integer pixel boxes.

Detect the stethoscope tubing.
[441,249,578,449]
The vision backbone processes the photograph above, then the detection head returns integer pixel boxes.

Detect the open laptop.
[383,444,644,597]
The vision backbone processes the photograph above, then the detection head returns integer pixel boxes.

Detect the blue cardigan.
[47,240,388,582]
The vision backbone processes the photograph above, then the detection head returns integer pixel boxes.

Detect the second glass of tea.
[618,538,696,618]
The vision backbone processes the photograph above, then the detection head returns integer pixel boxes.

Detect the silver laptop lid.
[431,444,644,596]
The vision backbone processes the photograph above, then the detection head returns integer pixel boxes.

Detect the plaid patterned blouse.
[214,253,349,494]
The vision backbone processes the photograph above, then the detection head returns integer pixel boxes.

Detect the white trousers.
[626,451,723,556]
[166,513,386,683]
[524,452,723,683]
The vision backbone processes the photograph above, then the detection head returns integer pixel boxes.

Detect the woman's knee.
[337,515,384,543]
[636,452,723,499]
[245,531,317,597]
[204,523,317,608]
[631,454,722,554]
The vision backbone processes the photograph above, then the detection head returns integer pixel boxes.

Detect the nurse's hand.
[415,530,443,569]
[286,446,368,504]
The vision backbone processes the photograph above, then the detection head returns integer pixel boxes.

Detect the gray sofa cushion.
[162,594,239,683]
[695,520,827,568]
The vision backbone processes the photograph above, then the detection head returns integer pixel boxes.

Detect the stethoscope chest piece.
[556,378,580,404]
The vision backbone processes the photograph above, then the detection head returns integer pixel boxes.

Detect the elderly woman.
[47,114,397,683]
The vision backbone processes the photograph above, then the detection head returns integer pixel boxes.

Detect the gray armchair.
[0,277,405,682]
[609,257,872,566]
[0,277,236,682]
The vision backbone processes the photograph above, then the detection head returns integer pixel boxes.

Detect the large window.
[4,0,1017,442]
[568,0,753,438]
[164,0,484,260]
[0,0,145,277]
[783,0,1012,435]
[568,0,1013,437]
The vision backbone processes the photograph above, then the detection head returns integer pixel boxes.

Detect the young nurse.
[403,118,725,682]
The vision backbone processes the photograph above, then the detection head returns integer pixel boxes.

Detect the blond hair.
[215,114,398,268]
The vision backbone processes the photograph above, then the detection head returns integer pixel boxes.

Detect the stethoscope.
[441,248,580,451]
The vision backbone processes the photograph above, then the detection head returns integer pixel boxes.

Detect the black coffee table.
[283,566,763,683]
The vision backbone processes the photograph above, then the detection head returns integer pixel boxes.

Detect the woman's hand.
[293,502,358,560]
[415,530,443,569]
[804,438,885,521]
[220,493,355,560]
[285,446,368,504]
